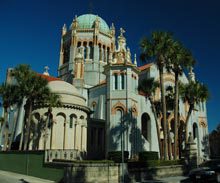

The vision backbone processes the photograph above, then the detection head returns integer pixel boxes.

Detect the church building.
[0,14,209,162]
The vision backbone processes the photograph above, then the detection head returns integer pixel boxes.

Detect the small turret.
[134,54,137,66]
[110,23,115,36]
[70,15,78,30]
[188,67,195,82]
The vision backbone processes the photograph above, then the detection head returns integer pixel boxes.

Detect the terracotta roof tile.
[99,80,106,85]
[138,63,153,71]
[37,74,61,82]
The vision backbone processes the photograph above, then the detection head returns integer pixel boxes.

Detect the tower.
[104,28,140,156]
[58,14,115,87]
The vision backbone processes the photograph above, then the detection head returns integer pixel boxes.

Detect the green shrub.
[128,159,183,168]
[53,159,114,164]
[159,160,183,166]
[139,151,159,161]
[108,151,129,163]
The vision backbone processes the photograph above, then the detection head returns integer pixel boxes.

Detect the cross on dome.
[43,66,50,76]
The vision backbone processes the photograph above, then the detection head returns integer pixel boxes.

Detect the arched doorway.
[141,113,151,143]
[193,123,198,140]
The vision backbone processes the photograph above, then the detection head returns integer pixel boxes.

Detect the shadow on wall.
[30,115,46,150]
[201,134,210,160]
[109,108,145,157]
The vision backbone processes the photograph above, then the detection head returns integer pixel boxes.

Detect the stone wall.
[61,163,120,183]
[129,165,184,182]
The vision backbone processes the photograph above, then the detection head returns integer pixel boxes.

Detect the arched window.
[83,42,87,59]
[91,101,97,118]
[113,74,118,90]
[69,114,77,128]
[77,41,81,48]
[107,47,110,63]
[103,45,106,62]
[115,109,123,123]
[193,123,198,139]
[121,74,125,90]
[98,43,102,60]
[141,113,151,141]
[89,41,93,59]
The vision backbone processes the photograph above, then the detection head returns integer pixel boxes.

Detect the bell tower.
[104,28,140,154]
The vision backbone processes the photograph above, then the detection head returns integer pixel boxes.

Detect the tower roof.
[76,14,110,33]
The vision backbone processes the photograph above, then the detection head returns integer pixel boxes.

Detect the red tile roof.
[99,80,106,85]
[37,74,61,82]
[138,63,153,71]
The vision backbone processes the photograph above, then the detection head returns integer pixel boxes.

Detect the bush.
[108,151,129,163]
[139,151,159,161]
[128,159,183,168]
[159,160,183,166]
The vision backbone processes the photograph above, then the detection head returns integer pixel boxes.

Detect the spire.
[134,54,137,66]
[71,15,78,29]
[110,23,115,36]
[188,67,195,82]
[62,24,67,36]
[94,16,100,29]
[43,66,50,76]
[126,47,131,63]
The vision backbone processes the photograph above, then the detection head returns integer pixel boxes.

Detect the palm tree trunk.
[185,105,193,144]
[149,97,162,159]
[159,65,168,160]
[23,102,33,151]
[3,107,8,151]
[44,109,51,150]
[174,72,179,160]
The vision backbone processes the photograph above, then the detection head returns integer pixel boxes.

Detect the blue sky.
[0,0,219,132]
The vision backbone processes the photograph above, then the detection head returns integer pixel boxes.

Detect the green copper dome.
[76,14,110,33]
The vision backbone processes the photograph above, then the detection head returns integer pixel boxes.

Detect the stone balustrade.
[45,149,86,162]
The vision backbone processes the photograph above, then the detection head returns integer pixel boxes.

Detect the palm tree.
[12,64,34,150]
[138,78,162,158]
[167,43,195,159]
[12,64,53,150]
[0,83,20,150]
[23,75,51,150]
[140,31,176,160]
[179,81,209,143]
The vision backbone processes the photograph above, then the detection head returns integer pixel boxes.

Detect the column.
[118,74,121,90]
[74,123,77,149]
[105,49,108,62]
[86,46,90,60]
[81,125,83,151]
[100,48,103,61]
[84,126,87,151]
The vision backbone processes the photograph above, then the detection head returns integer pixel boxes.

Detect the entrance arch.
[141,113,151,142]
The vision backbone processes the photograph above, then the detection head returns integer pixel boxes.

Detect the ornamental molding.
[111,101,127,114]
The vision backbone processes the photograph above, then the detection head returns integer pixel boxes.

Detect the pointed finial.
[62,24,67,35]
[188,66,195,82]
[43,66,50,76]
[111,23,115,29]
[134,54,137,66]
[120,28,125,37]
